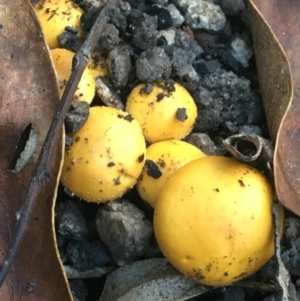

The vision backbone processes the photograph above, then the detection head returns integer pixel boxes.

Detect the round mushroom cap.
[61,106,146,202]
[137,140,205,207]
[154,156,284,286]
[50,48,95,104]
[34,0,84,49]
[126,81,197,143]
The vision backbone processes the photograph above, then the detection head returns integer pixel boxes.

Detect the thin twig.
[0,0,119,286]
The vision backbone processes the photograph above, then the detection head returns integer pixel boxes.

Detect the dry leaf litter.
[34,0,300,300]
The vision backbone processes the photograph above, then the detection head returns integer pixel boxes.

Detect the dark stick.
[0,0,119,286]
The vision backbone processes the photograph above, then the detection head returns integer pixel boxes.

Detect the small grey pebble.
[145,5,173,30]
[283,217,300,247]
[106,45,132,88]
[97,23,121,51]
[80,7,101,31]
[170,47,195,77]
[136,47,171,82]
[150,0,169,5]
[281,217,300,276]
[65,101,90,134]
[69,279,88,301]
[239,125,262,136]
[174,29,204,57]
[157,29,176,45]
[224,287,245,301]
[282,243,300,276]
[183,0,226,31]
[200,68,263,134]
[65,135,73,147]
[95,76,125,110]
[167,4,185,27]
[107,8,128,34]
[195,59,222,76]
[229,35,253,68]
[66,240,111,272]
[57,32,85,53]
[119,0,131,16]
[95,198,153,266]
[185,133,221,155]
[130,12,158,49]
[55,200,89,241]
[184,68,201,84]
[172,0,196,12]
[219,0,246,16]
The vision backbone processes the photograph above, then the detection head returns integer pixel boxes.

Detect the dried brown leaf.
[0,0,71,300]
[249,1,300,216]
[223,133,273,168]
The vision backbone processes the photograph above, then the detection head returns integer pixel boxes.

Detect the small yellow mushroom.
[60,106,146,202]
[34,0,84,49]
[137,140,205,207]
[154,156,284,286]
[50,48,95,103]
[126,81,198,143]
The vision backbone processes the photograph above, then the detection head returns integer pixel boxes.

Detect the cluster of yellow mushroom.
[34,0,108,104]
[34,0,284,288]
[60,80,198,203]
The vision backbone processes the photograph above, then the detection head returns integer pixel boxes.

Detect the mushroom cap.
[126,81,197,143]
[137,140,205,207]
[50,48,95,103]
[34,0,84,49]
[154,156,283,286]
[61,106,146,202]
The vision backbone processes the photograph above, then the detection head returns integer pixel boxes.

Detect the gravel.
[136,47,171,82]
[95,198,153,266]
[49,0,300,300]
[66,240,111,272]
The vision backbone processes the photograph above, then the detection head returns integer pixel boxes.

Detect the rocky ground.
[45,0,300,300]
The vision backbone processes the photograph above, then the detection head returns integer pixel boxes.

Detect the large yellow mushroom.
[137,140,205,207]
[126,81,198,143]
[154,156,284,286]
[61,106,146,202]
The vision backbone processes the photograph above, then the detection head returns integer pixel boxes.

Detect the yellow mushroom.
[137,140,205,207]
[126,81,198,143]
[50,48,95,103]
[34,0,84,49]
[154,156,284,286]
[60,106,146,202]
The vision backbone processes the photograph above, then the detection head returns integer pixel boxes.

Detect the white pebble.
[185,0,226,31]
[166,4,185,27]
[229,36,253,68]
[157,29,176,45]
